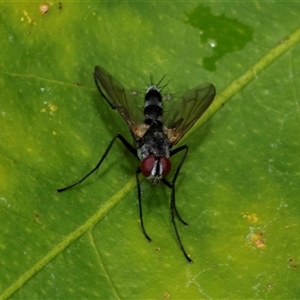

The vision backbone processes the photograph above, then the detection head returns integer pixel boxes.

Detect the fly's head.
[140,155,171,186]
[137,129,172,185]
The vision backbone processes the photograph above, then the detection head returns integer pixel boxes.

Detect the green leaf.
[1,2,300,299]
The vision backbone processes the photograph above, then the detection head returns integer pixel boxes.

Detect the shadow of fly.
[57,66,216,262]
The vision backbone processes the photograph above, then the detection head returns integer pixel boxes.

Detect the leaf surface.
[1,2,300,299]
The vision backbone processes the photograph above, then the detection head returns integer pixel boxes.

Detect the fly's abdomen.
[144,87,163,125]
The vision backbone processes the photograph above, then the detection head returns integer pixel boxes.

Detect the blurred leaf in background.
[0,2,300,299]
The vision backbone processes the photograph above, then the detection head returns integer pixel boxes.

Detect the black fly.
[57,66,216,262]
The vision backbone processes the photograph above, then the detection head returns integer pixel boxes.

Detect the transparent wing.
[94,66,145,137]
[163,83,216,146]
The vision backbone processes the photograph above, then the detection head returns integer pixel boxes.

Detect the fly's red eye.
[140,156,171,178]
[161,157,171,177]
[140,156,156,177]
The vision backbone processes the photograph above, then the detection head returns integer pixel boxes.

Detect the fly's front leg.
[136,168,152,242]
[169,145,189,225]
[162,144,192,262]
[171,183,192,263]
[162,177,192,262]
[56,133,137,193]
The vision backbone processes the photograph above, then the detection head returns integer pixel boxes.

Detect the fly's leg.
[169,145,189,226]
[174,205,188,226]
[56,134,137,193]
[163,178,192,263]
[136,168,152,242]
[162,145,192,262]
[171,184,192,262]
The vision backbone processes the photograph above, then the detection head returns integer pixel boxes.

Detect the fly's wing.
[94,66,145,138]
[163,83,216,146]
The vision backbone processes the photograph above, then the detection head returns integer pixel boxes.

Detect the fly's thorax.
[136,128,170,160]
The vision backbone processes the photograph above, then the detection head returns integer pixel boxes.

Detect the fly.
[56,66,216,262]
